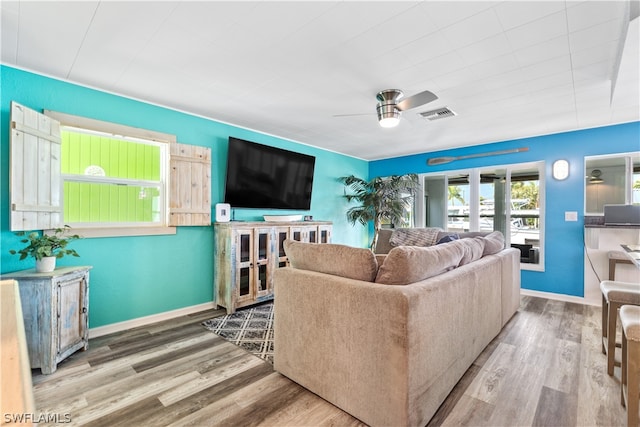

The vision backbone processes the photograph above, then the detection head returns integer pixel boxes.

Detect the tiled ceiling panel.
[1,0,638,160]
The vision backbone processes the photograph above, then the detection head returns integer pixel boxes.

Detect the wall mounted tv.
[224,137,316,210]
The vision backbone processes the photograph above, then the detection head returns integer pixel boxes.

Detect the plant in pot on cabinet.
[9,226,81,273]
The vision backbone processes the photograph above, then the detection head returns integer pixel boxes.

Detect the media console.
[213,221,332,314]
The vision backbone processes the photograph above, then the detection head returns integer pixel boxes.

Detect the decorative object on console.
[9,226,81,273]
[263,215,303,222]
[338,173,420,252]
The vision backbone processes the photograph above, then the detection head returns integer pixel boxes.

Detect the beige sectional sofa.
[273,229,520,427]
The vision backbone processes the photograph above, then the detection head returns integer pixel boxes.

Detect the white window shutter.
[10,102,63,231]
[169,143,212,226]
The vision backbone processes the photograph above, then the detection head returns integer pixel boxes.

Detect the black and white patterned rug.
[202,302,274,364]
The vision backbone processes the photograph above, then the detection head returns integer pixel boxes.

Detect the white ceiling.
[2,1,639,160]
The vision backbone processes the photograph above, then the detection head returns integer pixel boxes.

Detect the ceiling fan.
[375,89,438,128]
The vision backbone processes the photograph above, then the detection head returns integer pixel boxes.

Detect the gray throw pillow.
[389,227,441,247]
[481,231,505,255]
[375,243,465,285]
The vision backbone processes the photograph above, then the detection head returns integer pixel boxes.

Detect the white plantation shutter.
[10,102,63,231]
[169,142,212,226]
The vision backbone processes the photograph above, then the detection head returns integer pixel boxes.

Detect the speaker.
[215,203,231,222]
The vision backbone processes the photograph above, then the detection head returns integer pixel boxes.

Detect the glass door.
[254,228,271,298]
[235,230,253,304]
[275,227,290,267]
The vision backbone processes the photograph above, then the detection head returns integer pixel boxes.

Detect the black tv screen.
[224,137,315,210]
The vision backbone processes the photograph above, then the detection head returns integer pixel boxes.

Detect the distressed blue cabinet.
[1,266,91,374]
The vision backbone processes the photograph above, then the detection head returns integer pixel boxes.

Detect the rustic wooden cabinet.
[1,266,91,374]
[214,221,331,314]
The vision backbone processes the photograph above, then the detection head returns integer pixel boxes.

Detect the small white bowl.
[263,214,303,222]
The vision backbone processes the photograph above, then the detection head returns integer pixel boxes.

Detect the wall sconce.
[589,169,603,184]
[552,159,569,180]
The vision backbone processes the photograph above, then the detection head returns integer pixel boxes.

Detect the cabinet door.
[253,228,272,298]
[319,225,332,243]
[275,227,290,267]
[290,225,319,243]
[235,229,254,305]
[290,226,306,242]
[308,227,317,243]
[56,274,87,359]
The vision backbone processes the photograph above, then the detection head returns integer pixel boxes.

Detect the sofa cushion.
[389,227,441,247]
[284,240,378,282]
[480,231,505,255]
[456,238,485,265]
[374,243,465,285]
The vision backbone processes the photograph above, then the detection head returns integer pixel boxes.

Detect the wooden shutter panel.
[169,143,212,226]
[10,102,63,231]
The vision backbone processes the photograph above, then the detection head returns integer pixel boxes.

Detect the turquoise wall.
[370,122,640,298]
[0,66,369,327]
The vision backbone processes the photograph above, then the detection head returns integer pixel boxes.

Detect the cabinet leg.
[40,363,57,375]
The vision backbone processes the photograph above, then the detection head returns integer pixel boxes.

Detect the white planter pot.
[36,256,56,273]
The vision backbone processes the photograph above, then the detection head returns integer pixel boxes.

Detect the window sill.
[521,263,544,272]
[47,226,177,239]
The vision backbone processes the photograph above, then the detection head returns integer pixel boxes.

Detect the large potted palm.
[339,174,419,252]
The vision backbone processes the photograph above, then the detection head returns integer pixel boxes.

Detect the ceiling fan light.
[377,103,400,128]
[379,116,400,128]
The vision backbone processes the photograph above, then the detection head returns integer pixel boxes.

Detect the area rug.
[202,302,274,364]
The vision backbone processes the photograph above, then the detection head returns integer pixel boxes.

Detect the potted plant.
[339,173,420,252]
[9,226,81,272]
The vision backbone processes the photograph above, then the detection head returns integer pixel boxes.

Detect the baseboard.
[520,289,600,307]
[89,301,218,338]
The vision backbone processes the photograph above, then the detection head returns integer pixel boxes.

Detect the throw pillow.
[283,239,378,282]
[389,227,442,247]
[436,233,459,244]
[481,231,505,255]
[456,238,485,265]
[374,243,465,285]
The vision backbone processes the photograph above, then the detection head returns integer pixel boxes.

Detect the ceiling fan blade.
[332,113,374,117]
[396,90,438,111]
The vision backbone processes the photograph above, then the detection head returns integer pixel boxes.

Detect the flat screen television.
[224,137,315,210]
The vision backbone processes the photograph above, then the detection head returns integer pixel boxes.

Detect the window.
[9,102,211,236]
[415,161,544,271]
[446,173,471,233]
[61,127,166,227]
[585,152,640,214]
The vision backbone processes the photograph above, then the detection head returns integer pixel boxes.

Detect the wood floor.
[32,296,628,426]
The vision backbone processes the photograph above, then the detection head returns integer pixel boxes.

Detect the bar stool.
[600,280,640,376]
[620,305,640,427]
[609,250,634,280]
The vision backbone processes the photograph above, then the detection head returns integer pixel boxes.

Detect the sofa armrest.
[495,248,521,325]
